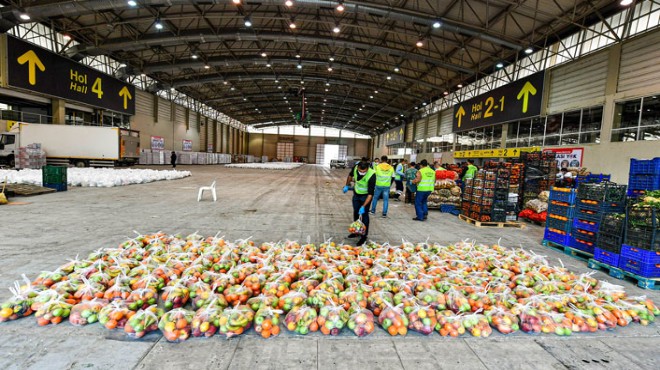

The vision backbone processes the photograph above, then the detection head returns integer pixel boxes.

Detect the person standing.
[462,159,478,181]
[372,157,380,169]
[412,159,435,221]
[170,151,177,169]
[393,159,406,201]
[405,161,418,205]
[343,161,376,246]
[370,155,394,218]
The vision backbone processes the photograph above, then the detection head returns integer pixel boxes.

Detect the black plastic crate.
[597,232,623,254]
[601,213,626,232]
[626,207,659,229]
[624,226,660,251]
[571,226,598,243]
[577,182,627,202]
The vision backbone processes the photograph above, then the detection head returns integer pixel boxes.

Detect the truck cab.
[0,132,17,167]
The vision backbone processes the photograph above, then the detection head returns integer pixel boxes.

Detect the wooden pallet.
[541,239,593,262]
[458,214,525,228]
[4,184,56,197]
[588,259,660,290]
[520,218,546,227]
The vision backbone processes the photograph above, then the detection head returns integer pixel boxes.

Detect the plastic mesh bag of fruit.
[406,302,437,335]
[0,275,39,322]
[126,288,158,311]
[278,290,307,312]
[69,298,107,326]
[72,277,105,302]
[224,284,253,306]
[378,303,408,336]
[348,217,367,236]
[347,305,375,337]
[125,305,163,338]
[190,281,227,310]
[565,304,599,333]
[460,311,492,337]
[435,310,465,337]
[317,302,349,336]
[159,308,195,342]
[284,305,318,335]
[446,287,471,313]
[367,290,393,317]
[161,279,190,310]
[254,307,283,338]
[484,307,519,334]
[191,300,223,338]
[99,300,133,330]
[614,299,656,326]
[217,304,254,338]
[307,289,338,310]
[247,294,279,312]
[415,289,447,310]
[34,296,73,326]
[339,289,368,310]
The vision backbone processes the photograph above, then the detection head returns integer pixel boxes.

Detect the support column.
[52,99,66,124]
[601,43,622,145]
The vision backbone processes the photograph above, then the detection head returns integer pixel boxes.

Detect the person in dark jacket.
[171,151,177,169]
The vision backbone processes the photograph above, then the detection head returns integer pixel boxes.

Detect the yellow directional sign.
[384,124,405,146]
[454,146,540,159]
[517,81,537,113]
[17,50,45,85]
[455,105,466,128]
[119,86,133,110]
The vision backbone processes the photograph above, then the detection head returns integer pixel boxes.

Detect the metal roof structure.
[0,0,629,134]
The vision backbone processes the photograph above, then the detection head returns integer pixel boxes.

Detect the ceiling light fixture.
[191,54,198,59]
[336,1,345,12]
[333,24,340,33]
[289,17,297,29]
[524,46,533,54]
[285,0,294,7]
[620,0,633,6]
[244,16,252,27]
[327,65,333,72]
[154,18,163,30]
[140,73,146,77]
[297,62,302,69]
[127,0,137,6]
[232,0,241,4]
[325,88,329,92]
[369,95,374,99]
[457,83,463,88]
[432,20,441,28]
[329,55,335,62]
[204,65,210,69]
[261,51,267,57]
[496,62,504,68]
[394,66,400,72]
[325,81,330,86]
[416,39,424,47]
[386,75,392,80]
[443,91,449,95]
[266,61,272,67]
[223,81,228,85]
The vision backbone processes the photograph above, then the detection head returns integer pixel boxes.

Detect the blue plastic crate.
[575,174,611,186]
[575,199,625,213]
[629,158,660,176]
[547,203,575,219]
[546,216,572,233]
[43,183,67,192]
[549,188,577,204]
[627,189,647,197]
[574,206,602,222]
[573,218,599,232]
[620,258,660,278]
[594,248,621,267]
[570,236,596,254]
[440,204,457,213]
[620,244,660,264]
[544,229,570,246]
[628,174,660,191]
[571,227,598,242]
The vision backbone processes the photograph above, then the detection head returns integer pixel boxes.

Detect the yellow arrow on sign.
[516,81,537,113]
[119,86,133,109]
[455,106,466,128]
[399,127,404,139]
[17,50,45,85]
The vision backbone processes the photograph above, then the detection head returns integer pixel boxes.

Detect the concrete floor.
[0,164,658,370]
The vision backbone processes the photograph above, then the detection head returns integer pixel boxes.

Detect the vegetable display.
[0,232,658,342]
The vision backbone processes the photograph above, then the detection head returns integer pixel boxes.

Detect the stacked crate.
[544,187,576,246]
[42,165,68,192]
[594,213,626,267]
[460,167,511,223]
[520,152,557,211]
[571,182,627,254]
[620,207,660,278]
[627,158,660,197]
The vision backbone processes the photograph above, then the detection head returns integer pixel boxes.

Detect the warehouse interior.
[0,1,659,369]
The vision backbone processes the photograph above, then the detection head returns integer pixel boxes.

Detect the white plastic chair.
[197,180,217,202]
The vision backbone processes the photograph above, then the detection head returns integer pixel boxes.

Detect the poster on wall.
[544,147,584,169]
[207,144,213,153]
[182,140,193,152]
[150,136,165,151]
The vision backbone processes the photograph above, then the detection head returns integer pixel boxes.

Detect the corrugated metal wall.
[426,113,439,137]
[414,117,427,140]
[439,109,453,135]
[135,90,153,117]
[546,50,608,113]
[618,29,660,93]
[157,97,170,123]
[405,122,414,142]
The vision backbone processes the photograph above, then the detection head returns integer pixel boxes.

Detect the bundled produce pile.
[15,144,47,170]
[428,170,461,208]
[0,168,191,187]
[461,166,512,223]
[225,163,304,170]
[2,234,658,340]
[520,152,556,211]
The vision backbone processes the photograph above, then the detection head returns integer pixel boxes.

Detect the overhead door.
[135,90,153,117]
[414,117,427,141]
[426,113,439,138]
[618,29,660,93]
[546,50,608,113]
[405,122,414,142]
[439,109,453,135]
[277,142,294,161]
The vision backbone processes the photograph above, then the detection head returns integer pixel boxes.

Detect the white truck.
[0,123,140,167]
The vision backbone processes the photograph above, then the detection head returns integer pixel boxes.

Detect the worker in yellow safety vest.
[411,159,435,221]
[343,160,376,246]
[370,155,394,218]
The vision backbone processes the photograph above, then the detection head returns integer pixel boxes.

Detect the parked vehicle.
[330,159,347,169]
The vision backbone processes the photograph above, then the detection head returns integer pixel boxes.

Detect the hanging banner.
[384,125,405,145]
[454,146,540,159]
[150,136,165,151]
[182,139,193,152]
[207,144,214,153]
[543,147,584,169]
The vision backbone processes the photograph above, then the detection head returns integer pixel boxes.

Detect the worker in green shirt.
[462,159,478,180]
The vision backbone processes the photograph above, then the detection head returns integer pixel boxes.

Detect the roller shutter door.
[618,29,660,93]
[135,90,153,117]
[547,50,608,113]
[439,109,453,135]
[426,113,439,137]
[405,123,414,142]
[175,106,185,125]
[157,97,170,123]
[414,118,427,141]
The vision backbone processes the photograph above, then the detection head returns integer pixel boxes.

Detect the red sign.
[543,147,584,169]
[150,136,165,151]
[182,139,193,152]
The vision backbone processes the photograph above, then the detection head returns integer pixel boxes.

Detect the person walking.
[405,161,418,205]
[393,159,406,201]
[343,160,376,246]
[170,151,177,169]
[411,159,435,221]
[370,155,394,218]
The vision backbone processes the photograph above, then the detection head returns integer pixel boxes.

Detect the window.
[517,120,531,147]
[530,117,545,146]
[1,134,15,145]
[561,110,580,145]
[612,97,658,142]
[580,106,602,143]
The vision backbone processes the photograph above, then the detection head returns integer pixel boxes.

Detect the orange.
[105,319,118,330]
[271,326,280,335]
[387,326,398,336]
[397,326,407,336]
[176,318,188,330]
[262,320,272,331]
[309,322,319,332]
